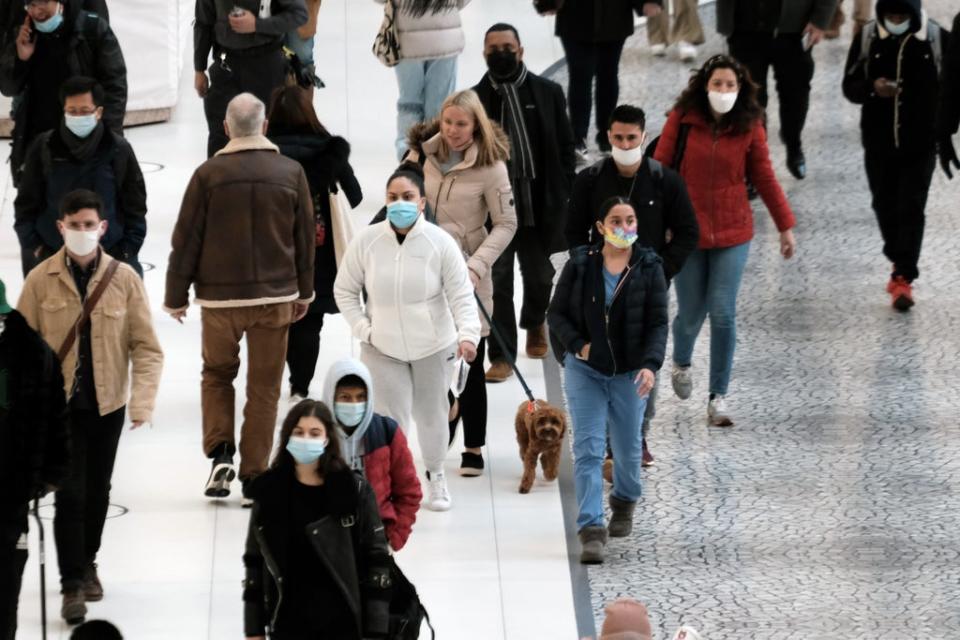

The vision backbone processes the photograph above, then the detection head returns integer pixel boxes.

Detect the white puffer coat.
[374,0,471,61]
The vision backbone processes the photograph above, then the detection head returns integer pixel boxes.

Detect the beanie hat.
[600,598,653,640]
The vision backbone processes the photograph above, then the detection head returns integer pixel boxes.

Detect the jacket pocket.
[39,298,71,337]
[99,307,128,343]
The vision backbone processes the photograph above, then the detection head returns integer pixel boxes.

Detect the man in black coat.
[936,11,960,179]
[0,0,125,187]
[194,0,307,157]
[842,0,950,311]
[472,23,576,382]
[565,104,698,464]
[0,279,69,640]
[716,0,838,179]
[536,0,662,161]
[14,76,146,277]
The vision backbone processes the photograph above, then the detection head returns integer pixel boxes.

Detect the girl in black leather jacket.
[243,400,392,640]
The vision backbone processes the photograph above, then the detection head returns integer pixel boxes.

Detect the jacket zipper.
[395,243,410,361]
[708,127,718,246]
[893,33,913,149]
[603,263,633,376]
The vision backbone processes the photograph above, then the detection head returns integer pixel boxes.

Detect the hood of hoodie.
[322,358,375,470]
[875,0,922,34]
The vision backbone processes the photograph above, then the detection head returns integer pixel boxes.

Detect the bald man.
[164,93,315,502]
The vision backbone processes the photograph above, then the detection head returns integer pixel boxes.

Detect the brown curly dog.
[515,400,567,494]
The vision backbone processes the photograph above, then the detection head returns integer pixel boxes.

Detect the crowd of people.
[0,0,958,637]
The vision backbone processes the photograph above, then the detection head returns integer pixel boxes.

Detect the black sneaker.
[786,147,807,179]
[204,452,236,498]
[459,452,484,477]
[448,391,461,450]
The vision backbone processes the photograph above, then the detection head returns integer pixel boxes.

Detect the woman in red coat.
[654,54,797,427]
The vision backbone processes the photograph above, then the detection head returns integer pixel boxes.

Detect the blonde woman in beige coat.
[406,89,517,477]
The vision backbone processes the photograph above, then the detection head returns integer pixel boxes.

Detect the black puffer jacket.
[936,12,960,138]
[553,0,662,44]
[243,464,392,639]
[842,1,951,155]
[270,130,363,315]
[548,243,668,376]
[0,310,69,514]
[0,3,127,183]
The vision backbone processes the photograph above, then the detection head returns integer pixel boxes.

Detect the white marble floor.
[0,2,578,638]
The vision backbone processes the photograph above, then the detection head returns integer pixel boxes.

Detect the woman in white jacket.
[334,163,481,511]
[375,0,472,158]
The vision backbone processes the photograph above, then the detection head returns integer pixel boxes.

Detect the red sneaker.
[642,440,655,467]
[886,276,914,312]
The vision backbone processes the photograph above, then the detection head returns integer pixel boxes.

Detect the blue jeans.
[394,56,458,159]
[671,242,751,396]
[285,31,314,66]
[563,357,647,530]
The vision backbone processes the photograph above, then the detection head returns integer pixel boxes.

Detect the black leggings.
[450,338,487,449]
[286,312,326,397]
[560,37,626,146]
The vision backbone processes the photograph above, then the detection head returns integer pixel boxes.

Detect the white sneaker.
[677,41,697,62]
[289,392,307,407]
[651,43,667,57]
[426,471,452,511]
[707,395,734,427]
[671,363,693,400]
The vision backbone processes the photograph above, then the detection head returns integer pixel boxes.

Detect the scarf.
[60,120,105,163]
[490,64,536,226]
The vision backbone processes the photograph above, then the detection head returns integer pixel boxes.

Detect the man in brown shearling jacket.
[163,92,315,504]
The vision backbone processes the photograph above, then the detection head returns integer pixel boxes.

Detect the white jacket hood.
[322,358,376,470]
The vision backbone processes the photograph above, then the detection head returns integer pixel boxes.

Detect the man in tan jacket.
[17,189,163,626]
[164,93,314,504]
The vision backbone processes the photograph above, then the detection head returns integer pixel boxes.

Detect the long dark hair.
[399,0,458,18]
[266,85,329,136]
[272,400,347,477]
[671,54,764,135]
[386,161,426,196]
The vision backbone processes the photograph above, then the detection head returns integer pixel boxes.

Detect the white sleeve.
[440,234,481,346]
[333,233,373,343]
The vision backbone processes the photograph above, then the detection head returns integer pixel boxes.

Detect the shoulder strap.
[859,21,877,78]
[56,258,120,364]
[672,123,691,170]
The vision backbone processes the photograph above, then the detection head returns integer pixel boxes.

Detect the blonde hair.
[437,90,510,168]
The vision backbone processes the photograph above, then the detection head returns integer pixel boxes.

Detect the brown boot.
[608,495,637,537]
[61,589,87,625]
[525,324,549,359]
[485,360,513,383]
[578,526,608,564]
[83,563,103,602]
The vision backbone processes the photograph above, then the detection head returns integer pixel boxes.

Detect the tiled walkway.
[549,3,960,638]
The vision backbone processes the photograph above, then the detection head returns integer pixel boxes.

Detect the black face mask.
[486,50,520,80]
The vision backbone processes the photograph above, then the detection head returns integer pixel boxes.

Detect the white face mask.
[63,227,101,257]
[708,90,739,114]
[883,18,910,36]
[610,143,645,167]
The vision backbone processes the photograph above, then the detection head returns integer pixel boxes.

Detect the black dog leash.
[473,292,537,406]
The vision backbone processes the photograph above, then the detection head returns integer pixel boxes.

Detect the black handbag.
[387,557,434,640]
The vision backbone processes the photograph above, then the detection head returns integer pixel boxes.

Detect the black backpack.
[643,122,691,169]
[387,557,435,640]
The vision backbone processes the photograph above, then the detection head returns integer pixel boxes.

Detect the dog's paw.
[518,484,531,494]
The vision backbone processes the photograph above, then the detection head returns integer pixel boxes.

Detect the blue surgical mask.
[286,436,327,465]
[335,402,367,428]
[883,18,911,36]
[64,114,99,139]
[386,201,420,229]
[32,7,64,33]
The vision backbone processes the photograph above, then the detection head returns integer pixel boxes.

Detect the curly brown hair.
[670,54,764,135]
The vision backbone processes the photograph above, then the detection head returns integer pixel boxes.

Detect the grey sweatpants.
[361,342,457,474]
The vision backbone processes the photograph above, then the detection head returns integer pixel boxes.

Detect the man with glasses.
[15,76,146,277]
[0,0,125,186]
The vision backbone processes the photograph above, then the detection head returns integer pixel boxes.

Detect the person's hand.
[578,343,591,360]
[195,71,209,98]
[292,302,309,323]
[802,22,824,48]
[779,229,796,259]
[938,134,959,179]
[873,77,900,98]
[634,369,655,397]
[229,9,257,34]
[458,340,477,363]
[16,15,35,62]
[169,308,188,324]
[642,2,662,17]
[131,420,146,430]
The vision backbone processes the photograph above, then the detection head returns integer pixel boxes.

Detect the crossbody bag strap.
[56,258,120,363]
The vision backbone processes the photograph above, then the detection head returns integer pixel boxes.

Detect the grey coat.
[716,0,839,35]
